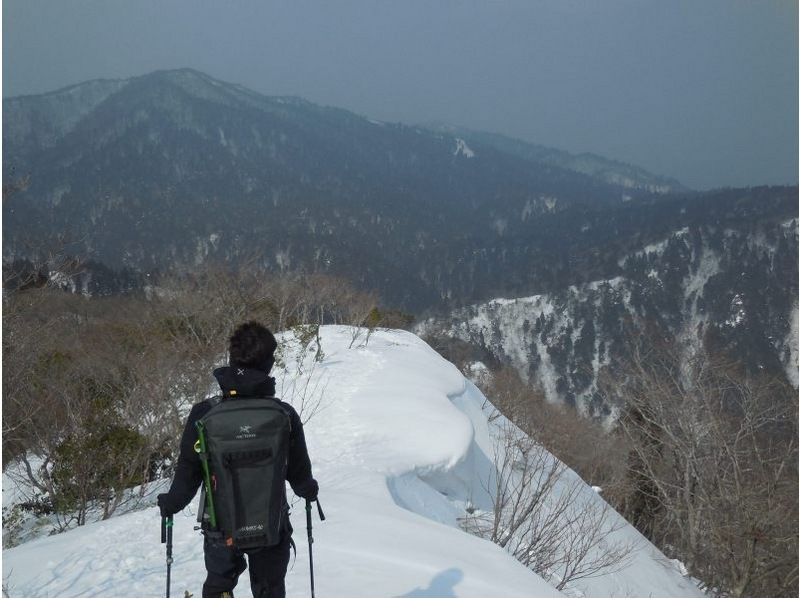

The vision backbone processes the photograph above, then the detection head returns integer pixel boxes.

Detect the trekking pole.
[161,515,174,598]
[194,421,218,529]
[306,499,326,598]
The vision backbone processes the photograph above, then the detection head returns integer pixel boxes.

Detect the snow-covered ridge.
[617,227,689,266]
[3,327,700,597]
[3,78,129,148]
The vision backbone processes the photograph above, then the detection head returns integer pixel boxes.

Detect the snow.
[492,218,508,236]
[427,279,629,406]
[584,277,625,292]
[542,196,558,213]
[454,138,475,159]
[275,248,291,271]
[618,227,689,266]
[463,361,492,387]
[683,247,720,304]
[781,218,798,235]
[3,327,702,597]
[724,294,746,328]
[784,303,799,387]
[522,198,536,221]
[3,457,47,514]
[677,244,721,365]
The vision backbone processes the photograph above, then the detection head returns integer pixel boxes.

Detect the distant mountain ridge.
[424,123,687,194]
[5,69,682,191]
[2,69,795,316]
[3,68,797,412]
[4,68,686,305]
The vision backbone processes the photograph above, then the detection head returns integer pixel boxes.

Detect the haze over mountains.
[3,68,798,404]
[6,69,687,298]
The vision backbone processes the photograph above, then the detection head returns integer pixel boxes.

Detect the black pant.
[202,531,292,598]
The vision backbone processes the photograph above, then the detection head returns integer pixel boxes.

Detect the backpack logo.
[237,524,265,534]
[236,425,256,439]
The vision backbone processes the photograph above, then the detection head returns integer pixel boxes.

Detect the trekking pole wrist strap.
[316,499,326,521]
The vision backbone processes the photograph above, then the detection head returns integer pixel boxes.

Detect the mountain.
[424,124,688,195]
[5,68,685,307]
[3,69,796,400]
[419,213,799,414]
[3,327,704,597]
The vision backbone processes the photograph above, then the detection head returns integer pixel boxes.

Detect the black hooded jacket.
[164,366,317,514]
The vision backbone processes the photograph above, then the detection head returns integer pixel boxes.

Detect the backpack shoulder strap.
[267,396,293,433]
[195,395,223,423]
[204,395,223,409]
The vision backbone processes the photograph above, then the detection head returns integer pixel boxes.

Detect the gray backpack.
[195,396,292,548]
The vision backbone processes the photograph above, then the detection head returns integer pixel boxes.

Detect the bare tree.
[2,293,164,530]
[477,366,630,501]
[462,417,635,591]
[2,262,394,544]
[602,336,798,597]
[274,325,328,425]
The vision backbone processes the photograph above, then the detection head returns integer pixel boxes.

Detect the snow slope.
[3,327,700,597]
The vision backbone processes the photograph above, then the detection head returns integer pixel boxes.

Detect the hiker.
[158,321,319,598]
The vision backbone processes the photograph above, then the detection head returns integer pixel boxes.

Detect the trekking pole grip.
[166,517,174,560]
[161,516,167,543]
[306,500,314,545]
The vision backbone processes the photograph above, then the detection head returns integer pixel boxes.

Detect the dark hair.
[229,321,278,372]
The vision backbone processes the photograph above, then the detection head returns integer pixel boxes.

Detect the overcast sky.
[3,0,797,190]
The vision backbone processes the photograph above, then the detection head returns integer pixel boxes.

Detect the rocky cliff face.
[419,217,799,417]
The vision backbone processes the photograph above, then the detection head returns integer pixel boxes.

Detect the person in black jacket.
[158,321,319,598]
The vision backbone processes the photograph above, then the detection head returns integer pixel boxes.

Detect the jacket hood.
[213,366,276,398]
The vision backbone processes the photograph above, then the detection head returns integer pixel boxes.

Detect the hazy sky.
[3,0,797,190]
